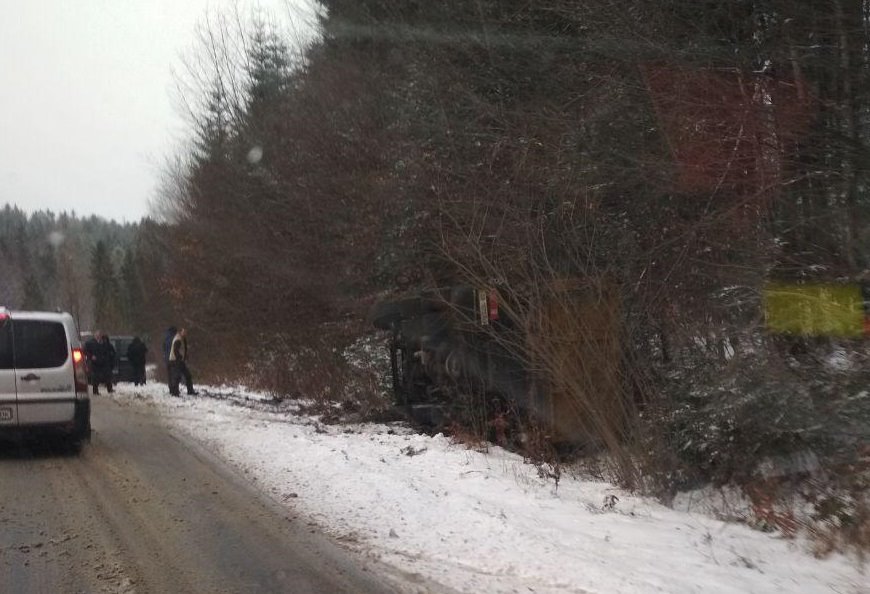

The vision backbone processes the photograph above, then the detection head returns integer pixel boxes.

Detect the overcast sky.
[0,0,316,223]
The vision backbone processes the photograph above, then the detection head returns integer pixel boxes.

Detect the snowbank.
[108,384,866,594]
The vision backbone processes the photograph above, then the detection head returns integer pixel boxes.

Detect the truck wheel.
[369,301,405,329]
[444,349,463,381]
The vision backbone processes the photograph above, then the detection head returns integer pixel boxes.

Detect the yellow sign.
[764,283,866,337]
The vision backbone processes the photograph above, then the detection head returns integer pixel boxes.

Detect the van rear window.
[0,319,11,370]
[13,321,68,369]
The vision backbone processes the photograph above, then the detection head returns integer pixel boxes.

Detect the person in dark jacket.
[99,334,117,393]
[126,336,148,386]
[168,327,196,396]
[83,332,102,395]
[85,331,115,394]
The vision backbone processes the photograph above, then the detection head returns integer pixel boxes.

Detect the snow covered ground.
[108,384,866,594]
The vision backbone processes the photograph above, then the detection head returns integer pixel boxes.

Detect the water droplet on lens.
[247,146,263,164]
[47,231,65,247]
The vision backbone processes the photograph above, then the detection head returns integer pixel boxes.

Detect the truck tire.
[369,297,445,330]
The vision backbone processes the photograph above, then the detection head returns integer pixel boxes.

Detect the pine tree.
[242,17,295,150]
[91,240,122,331]
[21,273,45,310]
[193,82,233,165]
[245,18,293,116]
[120,247,145,332]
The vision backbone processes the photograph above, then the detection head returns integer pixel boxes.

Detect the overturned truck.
[369,283,623,443]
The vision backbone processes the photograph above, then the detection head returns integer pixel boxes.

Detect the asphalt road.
[0,398,397,594]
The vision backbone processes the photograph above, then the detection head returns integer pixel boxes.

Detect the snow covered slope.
[109,384,866,594]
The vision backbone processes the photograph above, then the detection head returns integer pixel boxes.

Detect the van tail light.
[72,347,88,396]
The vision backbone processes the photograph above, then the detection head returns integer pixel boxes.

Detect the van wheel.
[73,400,91,443]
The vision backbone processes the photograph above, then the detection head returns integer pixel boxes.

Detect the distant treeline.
[0,204,143,333]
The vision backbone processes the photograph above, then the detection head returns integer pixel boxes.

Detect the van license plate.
[0,408,12,421]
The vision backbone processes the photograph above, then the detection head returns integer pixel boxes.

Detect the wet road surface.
[0,397,396,594]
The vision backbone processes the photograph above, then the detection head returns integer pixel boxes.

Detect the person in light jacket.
[168,327,197,396]
[162,325,176,390]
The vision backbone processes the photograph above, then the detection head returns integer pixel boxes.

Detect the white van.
[0,308,91,446]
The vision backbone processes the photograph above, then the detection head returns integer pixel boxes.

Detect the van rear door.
[13,319,76,425]
[0,316,16,426]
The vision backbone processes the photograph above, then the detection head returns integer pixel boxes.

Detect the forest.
[0,206,141,333]
[4,1,868,552]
